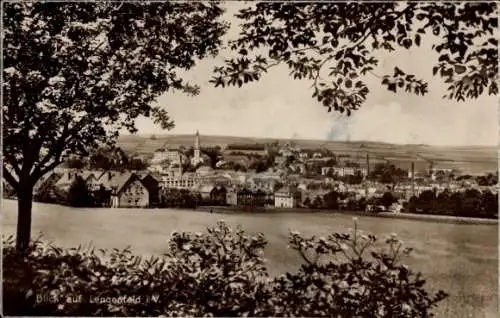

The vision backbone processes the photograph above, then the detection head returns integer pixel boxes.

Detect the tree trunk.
[16,184,33,251]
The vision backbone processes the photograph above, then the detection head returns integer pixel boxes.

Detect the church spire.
[195,130,200,150]
[193,130,201,166]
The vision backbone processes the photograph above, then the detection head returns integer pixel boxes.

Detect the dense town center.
[6,131,496,219]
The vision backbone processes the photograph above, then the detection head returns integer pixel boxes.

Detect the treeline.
[322,171,364,184]
[158,188,201,209]
[65,148,148,171]
[408,189,497,219]
[226,143,266,151]
[158,188,228,208]
[302,191,397,211]
[34,176,111,208]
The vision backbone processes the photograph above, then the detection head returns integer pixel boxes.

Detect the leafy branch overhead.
[3,2,228,187]
[211,2,498,114]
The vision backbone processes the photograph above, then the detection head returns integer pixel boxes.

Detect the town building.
[321,166,368,177]
[151,148,185,165]
[289,163,306,174]
[226,187,238,206]
[197,173,233,187]
[94,172,151,208]
[298,152,309,161]
[274,186,301,208]
[160,172,198,189]
[136,171,160,207]
[33,171,60,193]
[274,156,287,166]
[85,170,107,191]
[218,155,252,169]
[55,169,104,192]
[196,165,214,176]
[191,130,203,166]
[236,188,267,207]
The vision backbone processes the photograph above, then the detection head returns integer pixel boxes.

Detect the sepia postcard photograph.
[1,1,498,317]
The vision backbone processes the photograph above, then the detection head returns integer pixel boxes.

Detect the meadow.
[2,199,498,318]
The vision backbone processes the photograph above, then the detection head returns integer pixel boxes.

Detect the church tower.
[193,130,201,165]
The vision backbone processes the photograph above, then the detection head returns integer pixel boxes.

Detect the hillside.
[117,134,498,175]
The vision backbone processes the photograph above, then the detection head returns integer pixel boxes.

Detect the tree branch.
[32,121,71,180]
[3,151,22,179]
[3,166,19,192]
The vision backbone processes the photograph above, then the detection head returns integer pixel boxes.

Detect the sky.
[131,2,498,147]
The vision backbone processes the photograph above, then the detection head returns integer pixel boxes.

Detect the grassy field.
[2,199,498,318]
[117,134,497,174]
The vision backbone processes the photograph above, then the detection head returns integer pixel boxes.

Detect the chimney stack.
[411,162,415,198]
[365,154,370,197]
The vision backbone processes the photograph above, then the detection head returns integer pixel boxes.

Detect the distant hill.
[117,134,498,175]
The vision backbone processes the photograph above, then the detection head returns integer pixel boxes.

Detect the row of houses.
[38,168,303,209]
[46,168,159,208]
[199,185,300,209]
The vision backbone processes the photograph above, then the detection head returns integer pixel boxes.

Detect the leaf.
[403,38,413,49]
[415,34,421,46]
[394,67,404,77]
[454,65,466,74]
[388,83,397,93]
[432,66,438,76]
[433,26,440,36]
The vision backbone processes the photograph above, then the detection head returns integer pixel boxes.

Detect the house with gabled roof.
[55,170,81,191]
[274,186,301,208]
[54,169,105,192]
[135,171,160,207]
[96,171,150,208]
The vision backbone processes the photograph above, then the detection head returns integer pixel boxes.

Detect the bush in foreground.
[3,220,447,317]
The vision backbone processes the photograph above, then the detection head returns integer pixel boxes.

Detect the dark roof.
[96,171,136,193]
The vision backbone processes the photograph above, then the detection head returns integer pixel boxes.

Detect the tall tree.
[212,2,498,113]
[368,163,407,190]
[3,2,227,250]
[67,176,93,208]
[201,146,222,169]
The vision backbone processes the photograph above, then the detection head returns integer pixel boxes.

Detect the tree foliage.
[3,221,447,317]
[211,2,498,114]
[201,146,222,169]
[368,163,407,188]
[159,188,200,209]
[379,191,397,209]
[4,1,227,186]
[408,189,498,218]
[67,176,93,207]
[3,1,228,249]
